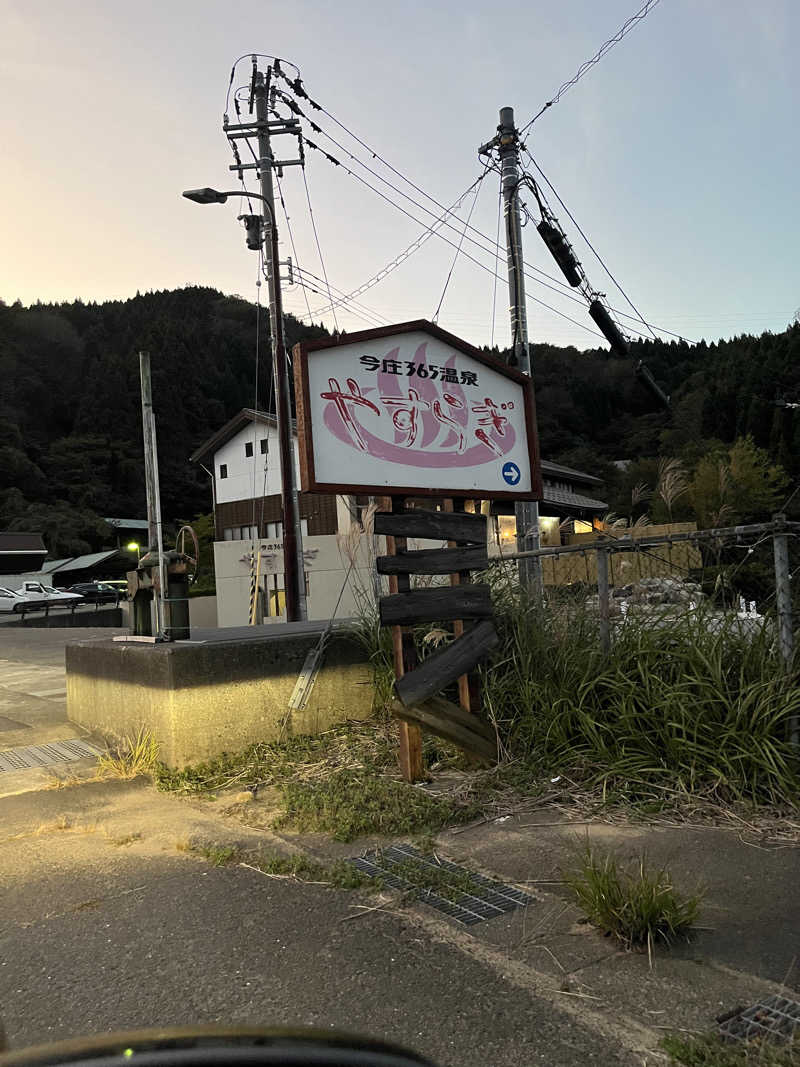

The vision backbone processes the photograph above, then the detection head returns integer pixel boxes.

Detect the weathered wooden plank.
[383,494,424,784]
[394,619,500,707]
[391,696,496,762]
[379,584,493,627]
[374,509,487,545]
[376,545,488,576]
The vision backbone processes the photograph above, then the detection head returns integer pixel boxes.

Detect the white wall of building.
[214,534,375,627]
[214,423,301,506]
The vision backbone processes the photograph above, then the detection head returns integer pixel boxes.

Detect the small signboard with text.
[293,320,542,500]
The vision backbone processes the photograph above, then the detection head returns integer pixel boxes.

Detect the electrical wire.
[290,265,389,326]
[272,86,607,301]
[519,0,663,135]
[225,53,300,115]
[524,151,663,343]
[490,181,502,349]
[300,166,339,332]
[271,65,692,344]
[274,172,315,324]
[432,163,487,322]
[304,138,605,341]
[299,106,684,340]
[300,174,489,318]
[290,266,386,324]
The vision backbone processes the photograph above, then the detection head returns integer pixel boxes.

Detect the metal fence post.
[597,544,611,656]
[772,513,798,747]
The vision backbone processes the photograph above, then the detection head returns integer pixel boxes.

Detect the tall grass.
[481,584,800,805]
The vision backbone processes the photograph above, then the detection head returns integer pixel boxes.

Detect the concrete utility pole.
[139,352,158,556]
[481,108,543,594]
[252,66,307,621]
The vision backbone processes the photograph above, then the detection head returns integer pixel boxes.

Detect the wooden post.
[444,499,481,713]
[385,495,424,781]
[772,513,798,748]
[597,543,611,656]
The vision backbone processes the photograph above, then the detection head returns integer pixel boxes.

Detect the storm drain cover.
[719,995,800,1044]
[347,842,534,925]
[0,738,102,774]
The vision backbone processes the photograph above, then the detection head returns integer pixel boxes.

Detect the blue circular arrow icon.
[502,461,521,486]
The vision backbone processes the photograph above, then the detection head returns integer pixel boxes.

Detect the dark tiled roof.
[542,486,607,513]
[0,532,47,554]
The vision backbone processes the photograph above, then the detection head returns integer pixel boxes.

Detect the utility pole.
[252,64,307,621]
[139,352,157,556]
[481,107,543,594]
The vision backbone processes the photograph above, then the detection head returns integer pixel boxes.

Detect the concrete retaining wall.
[188,595,217,629]
[65,623,374,768]
[2,606,124,628]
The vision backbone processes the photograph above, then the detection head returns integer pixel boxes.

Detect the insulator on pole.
[589,298,629,356]
[536,220,582,287]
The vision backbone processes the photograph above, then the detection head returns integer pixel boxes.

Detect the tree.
[691,436,788,529]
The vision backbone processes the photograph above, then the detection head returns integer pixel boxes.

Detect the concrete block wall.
[66,625,375,768]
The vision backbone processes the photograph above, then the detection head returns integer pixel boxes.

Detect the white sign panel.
[295,322,541,500]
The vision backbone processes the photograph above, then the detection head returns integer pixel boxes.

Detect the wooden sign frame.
[293,320,543,502]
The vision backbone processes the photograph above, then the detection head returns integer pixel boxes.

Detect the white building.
[190,408,607,627]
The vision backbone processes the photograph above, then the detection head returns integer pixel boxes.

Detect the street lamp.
[183,176,305,622]
[126,541,141,561]
[182,188,273,224]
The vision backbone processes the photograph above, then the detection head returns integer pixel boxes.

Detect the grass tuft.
[663,1034,798,1066]
[97,728,159,780]
[181,843,381,890]
[566,845,703,961]
[276,769,479,842]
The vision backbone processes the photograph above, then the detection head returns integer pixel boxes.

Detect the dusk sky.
[2,0,798,351]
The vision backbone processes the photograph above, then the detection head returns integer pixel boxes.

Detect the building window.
[223,525,258,541]
[245,442,253,458]
[265,521,283,539]
[219,464,228,479]
[260,438,268,455]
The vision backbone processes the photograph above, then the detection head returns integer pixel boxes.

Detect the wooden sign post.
[293,320,542,783]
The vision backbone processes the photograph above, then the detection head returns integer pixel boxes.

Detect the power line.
[291,265,389,325]
[289,266,387,328]
[300,166,339,332]
[432,164,487,322]
[523,152,676,343]
[519,0,663,135]
[273,86,610,303]
[305,137,607,342]
[490,181,502,348]
[274,173,315,324]
[295,102,686,341]
[299,174,489,318]
[266,61,699,349]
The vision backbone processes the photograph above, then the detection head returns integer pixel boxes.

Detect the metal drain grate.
[0,738,102,774]
[719,996,800,1044]
[347,843,533,925]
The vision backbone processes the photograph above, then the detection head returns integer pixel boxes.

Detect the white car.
[0,586,39,613]
[17,581,84,604]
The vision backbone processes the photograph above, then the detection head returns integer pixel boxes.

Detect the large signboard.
[293,321,542,500]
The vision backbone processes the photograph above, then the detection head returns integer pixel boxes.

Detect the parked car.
[67,582,120,604]
[0,586,39,613]
[17,580,84,603]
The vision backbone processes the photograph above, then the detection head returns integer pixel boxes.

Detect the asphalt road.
[0,782,636,1067]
